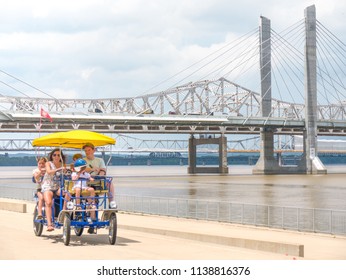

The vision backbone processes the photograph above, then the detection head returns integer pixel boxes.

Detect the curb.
[0,200,27,213]
[119,224,304,257]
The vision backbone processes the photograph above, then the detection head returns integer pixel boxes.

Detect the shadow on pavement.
[40,233,140,247]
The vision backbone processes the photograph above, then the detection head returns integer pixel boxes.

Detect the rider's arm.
[45,162,53,175]
[98,169,106,176]
[33,169,41,183]
[86,162,106,175]
[85,164,93,174]
[86,172,94,182]
[97,158,107,175]
[45,161,60,175]
[71,172,80,180]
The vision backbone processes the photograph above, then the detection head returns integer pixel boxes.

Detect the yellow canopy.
[32,130,116,149]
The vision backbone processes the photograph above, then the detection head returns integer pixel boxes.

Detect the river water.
[1,165,346,210]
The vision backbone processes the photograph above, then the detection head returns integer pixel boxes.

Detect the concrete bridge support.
[187,135,229,174]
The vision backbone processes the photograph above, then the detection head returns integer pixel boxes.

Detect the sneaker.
[87,227,95,234]
[109,201,117,209]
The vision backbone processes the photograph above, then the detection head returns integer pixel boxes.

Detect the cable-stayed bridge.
[0,5,345,174]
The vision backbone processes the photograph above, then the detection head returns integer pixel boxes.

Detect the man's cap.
[82,142,95,149]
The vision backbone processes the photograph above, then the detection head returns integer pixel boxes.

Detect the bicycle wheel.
[63,213,71,246]
[108,213,117,245]
[33,205,43,236]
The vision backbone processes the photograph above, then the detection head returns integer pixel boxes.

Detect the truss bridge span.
[1,78,346,136]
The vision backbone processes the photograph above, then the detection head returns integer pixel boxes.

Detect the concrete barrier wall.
[119,224,304,257]
[0,199,27,213]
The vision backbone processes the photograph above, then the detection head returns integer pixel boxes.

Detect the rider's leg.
[64,193,68,210]
[107,180,115,203]
[75,188,81,207]
[107,180,117,209]
[37,191,44,217]
[87,187,96,220]
[58,189,71,210]
[43,190,54,230]
[87,187,97,234]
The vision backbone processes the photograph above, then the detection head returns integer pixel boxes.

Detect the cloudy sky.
[0,0,345,100]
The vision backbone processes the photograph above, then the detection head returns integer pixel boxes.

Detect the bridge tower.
[254,5,327,175]
[302,5,327,174]
[253,16,281,174]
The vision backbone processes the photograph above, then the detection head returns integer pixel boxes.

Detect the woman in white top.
[41,148,66,232]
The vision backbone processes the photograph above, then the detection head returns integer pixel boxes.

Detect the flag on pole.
[40,107,53,122]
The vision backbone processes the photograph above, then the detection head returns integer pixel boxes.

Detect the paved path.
[0,199,346,260]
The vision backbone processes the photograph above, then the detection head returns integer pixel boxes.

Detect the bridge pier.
[253,128,281,174]
[187,135,228,174]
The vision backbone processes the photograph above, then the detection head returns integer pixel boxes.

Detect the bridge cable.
[270,21,305,105]
[271,28,305,104]
[0,69,56,99]
[211,33,259,85]
[247,19,306,120]
[140,27,259,97]
[163,29,258,93]
[202,29,259,81]
[316,42,343,105]
[254,21,304,118]
[316,21,346,106]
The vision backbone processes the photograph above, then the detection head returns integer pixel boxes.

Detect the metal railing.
[117,195,346,236]
[0,185,34,201]
[1,186,345,236]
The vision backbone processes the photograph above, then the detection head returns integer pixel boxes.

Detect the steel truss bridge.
[1,77,346,136]
[0,136,263,153]
[1,135,346,154]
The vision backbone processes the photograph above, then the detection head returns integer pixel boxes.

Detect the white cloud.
[0,0,344,100]
[80,68,96,81]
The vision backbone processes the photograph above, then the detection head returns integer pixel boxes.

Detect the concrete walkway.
[0,198,346,260]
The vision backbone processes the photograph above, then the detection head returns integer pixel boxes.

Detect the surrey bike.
[32,130,117,246]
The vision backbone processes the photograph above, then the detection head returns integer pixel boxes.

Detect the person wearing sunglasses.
[40,148,67,232]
